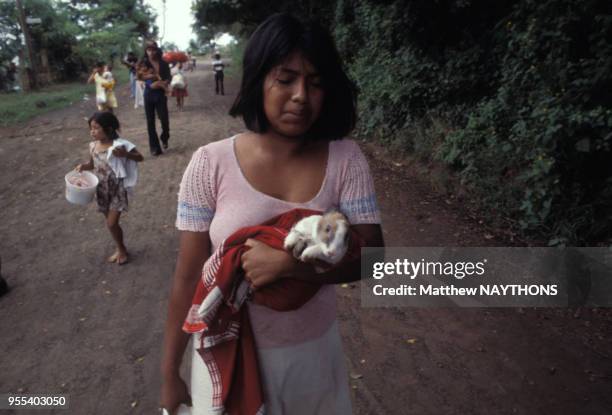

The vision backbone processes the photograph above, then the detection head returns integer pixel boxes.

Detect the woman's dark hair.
[142,40,163,69]
[88,111,120,140]
[229,13,357,141]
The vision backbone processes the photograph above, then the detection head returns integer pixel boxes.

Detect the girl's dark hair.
[142,40,163,69]
[88,111,120,140]
[229,13,357,141]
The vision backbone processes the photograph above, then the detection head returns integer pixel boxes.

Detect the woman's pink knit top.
[176,136,380,348]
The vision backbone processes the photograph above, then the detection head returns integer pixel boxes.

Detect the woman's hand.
[152,80,165,89]
[241,239,298,290]
[160,373,191,415]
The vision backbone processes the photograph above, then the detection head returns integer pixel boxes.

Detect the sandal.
[107,252,119,263]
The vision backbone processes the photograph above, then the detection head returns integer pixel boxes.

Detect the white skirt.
[190,320,353,415]
[134,81,145,108]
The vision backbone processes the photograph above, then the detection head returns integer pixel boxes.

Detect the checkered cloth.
[182,208,363,415]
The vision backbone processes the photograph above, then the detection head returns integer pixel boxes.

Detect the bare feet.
[108,250,128,265]
[107,252,119,263]
[116,252,129,265]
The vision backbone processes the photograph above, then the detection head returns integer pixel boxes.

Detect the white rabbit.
[284,210,350,267]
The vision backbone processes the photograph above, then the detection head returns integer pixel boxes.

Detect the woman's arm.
[160,231,211,412]
[241,223,384,288]
[87,71,96,84]
[137,67,155,81]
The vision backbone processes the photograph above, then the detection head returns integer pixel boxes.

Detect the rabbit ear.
[323,206,341,215]
[321,209,349,227]
[325,220,350,264]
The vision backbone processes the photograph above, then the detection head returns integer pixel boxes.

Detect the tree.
[191,0,335,38]
[66,0,158,66]
[0,0,159,86]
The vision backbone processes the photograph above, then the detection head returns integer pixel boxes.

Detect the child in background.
[102,64,114,85]
[75,112,143,265]
[134,61,147,108]
[170,62,188,111]
[134,77,145,109]
[87,62,118,112]
[88,62,109,111]
[102,64,118,111]
[138,63,169,94]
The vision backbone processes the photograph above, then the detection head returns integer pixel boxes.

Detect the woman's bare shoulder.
[190,135,239,165]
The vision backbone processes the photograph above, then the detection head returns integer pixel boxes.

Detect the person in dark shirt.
[212,52,225,95]
[138,40,171,156]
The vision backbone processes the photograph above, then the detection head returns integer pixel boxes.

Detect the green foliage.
[0,2,21,64]
[192,0,336,36]
[0,0,158,83]
[434,0,612,244]
[225,37,245,77]
[67,0,157,67]
[333,0,612,245]
[0,0,83,81]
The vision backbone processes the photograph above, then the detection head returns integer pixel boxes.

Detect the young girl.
[171,62,188,111]
[87,62,118,112]
[160,13,384,415]
[102,64,118,110]
[76,112,143,265]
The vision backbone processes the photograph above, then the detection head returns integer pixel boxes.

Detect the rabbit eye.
[325,224,332,233]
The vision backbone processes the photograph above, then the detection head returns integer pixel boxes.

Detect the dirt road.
[0,63,610,415]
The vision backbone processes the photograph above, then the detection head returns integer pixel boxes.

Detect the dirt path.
[0,64,610,415]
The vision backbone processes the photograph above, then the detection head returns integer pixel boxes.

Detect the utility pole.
[160,0,166,43]
[15,0,38,90]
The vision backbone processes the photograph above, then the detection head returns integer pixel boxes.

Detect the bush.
[333,0,612,245]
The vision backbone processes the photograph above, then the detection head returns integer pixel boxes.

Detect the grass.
[0,69,129,127]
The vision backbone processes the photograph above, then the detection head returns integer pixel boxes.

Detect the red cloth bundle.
[182,208,363,415]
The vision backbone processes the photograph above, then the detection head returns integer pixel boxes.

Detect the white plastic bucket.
[65,170,99,205]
